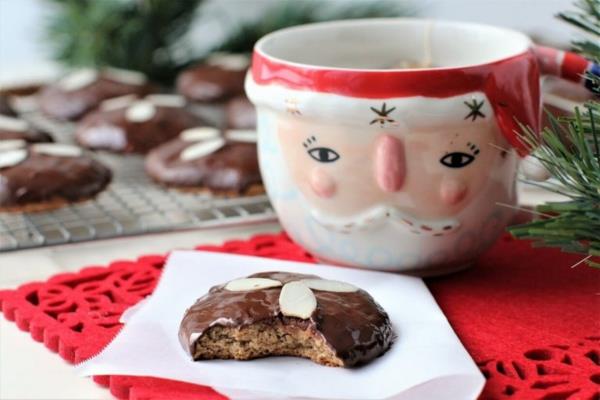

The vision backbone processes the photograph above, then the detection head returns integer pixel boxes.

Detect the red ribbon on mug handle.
[534,45,599,93]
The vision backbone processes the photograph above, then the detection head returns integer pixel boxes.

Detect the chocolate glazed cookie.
[176,53,249,103]
[145,127,262,195]
[179,271,394,367]
[0,142,111,212]
[0,115,53,143]
[76,95,206,154]
[38,68,153,121]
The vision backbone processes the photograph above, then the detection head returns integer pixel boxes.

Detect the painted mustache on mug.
[310,205,460,236]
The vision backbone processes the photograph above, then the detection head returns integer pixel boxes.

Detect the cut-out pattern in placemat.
[0,232,598,400]
[477,337,600,399]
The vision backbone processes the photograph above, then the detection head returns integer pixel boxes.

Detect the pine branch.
[210,0,413,55]
[44,0,411,81]
[510,106,600,267]
[510,0,600,267]
[43,0,203,84]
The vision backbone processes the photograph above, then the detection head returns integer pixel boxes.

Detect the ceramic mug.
[246,19,597,276]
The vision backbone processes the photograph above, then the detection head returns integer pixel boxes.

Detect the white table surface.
[0,183,564,399]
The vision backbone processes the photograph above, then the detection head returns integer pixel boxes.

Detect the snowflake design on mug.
[369,102,397,127]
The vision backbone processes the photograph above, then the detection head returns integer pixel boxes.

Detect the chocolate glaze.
[144,136,261,193]
[0,127,53,143]
[176,65,246,103]
[179,272,394,367]
[76,106,206,154]
[0,95,17,116]
[226,95,256,129]
[0,150,112,207]
[38,76,153,121]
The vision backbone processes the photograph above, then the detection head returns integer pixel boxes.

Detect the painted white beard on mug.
[279,169,517,273]
[309,205,460,236]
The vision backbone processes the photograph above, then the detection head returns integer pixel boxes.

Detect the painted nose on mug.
[374,134,405,192]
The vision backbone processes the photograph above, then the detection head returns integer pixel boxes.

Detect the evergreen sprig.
[210,0,413,55]
[44,0,203,84]
[510,105,600,267]
[510,0,600,267]
[43,0,410,83]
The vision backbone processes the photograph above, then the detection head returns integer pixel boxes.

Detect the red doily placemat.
[0,233,598,400]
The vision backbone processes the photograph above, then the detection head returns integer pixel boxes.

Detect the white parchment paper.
[77,251,484,400]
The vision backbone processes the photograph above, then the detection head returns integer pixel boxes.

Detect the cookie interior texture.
[192,319,344,367]
[179,271,394,368]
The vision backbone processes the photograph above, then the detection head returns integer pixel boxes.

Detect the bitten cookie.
[225,95,256,129]
[75,94,206,154]
[0,142,111,212]
[144,126,262,195]
[0,115,53,143]
[179,271,394,367]
[176,53,249,103]
[38,67,153,120]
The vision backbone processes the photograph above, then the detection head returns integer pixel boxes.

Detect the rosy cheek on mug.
[309,167,337,198]
[440,179,468,205]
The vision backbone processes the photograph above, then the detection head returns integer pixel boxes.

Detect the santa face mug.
[246,19,598,276]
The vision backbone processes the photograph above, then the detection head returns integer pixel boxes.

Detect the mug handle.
[520,46,597,182]
[533,45,599,93]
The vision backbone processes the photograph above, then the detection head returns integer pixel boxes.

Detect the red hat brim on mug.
[247,18,541,156]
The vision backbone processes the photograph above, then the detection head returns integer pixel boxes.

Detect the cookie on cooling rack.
[38,67,153,121]
[144,126,263,195]
[75,94,207,154]
[225,95,256,129]
[176,53,248,103]
[0,142,111,212]
[179,271,394,367]
[0,115,53,143]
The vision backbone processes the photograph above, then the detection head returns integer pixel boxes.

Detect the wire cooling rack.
[0,105,276,252]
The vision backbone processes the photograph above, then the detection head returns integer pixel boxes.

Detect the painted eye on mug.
[440,152,475,168]
[308,147,340,163]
